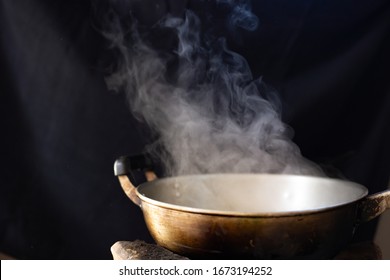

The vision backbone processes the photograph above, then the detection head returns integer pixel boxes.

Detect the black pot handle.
[113,154,156,207]
[114,154,156,187]
[114,154,153,176]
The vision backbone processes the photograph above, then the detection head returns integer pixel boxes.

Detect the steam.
[104,3,323,177]
[218,0,259,31]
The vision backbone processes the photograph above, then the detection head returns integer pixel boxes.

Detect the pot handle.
[117,175,142,207]
[114,155,157,207]
[358,189,390,223]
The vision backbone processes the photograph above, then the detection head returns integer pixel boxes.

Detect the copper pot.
[114,156,390,259]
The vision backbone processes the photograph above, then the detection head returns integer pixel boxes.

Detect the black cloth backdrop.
[1,0,389,259]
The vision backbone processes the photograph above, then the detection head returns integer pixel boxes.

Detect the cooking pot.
[114,155,390,259]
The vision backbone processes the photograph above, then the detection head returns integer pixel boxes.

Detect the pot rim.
[135,173,369,217]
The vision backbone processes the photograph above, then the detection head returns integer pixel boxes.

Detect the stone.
[111,240,189,260]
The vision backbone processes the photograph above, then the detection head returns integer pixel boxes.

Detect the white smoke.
[104,3,323,177]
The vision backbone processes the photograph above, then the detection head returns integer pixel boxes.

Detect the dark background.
[1,0,389,259]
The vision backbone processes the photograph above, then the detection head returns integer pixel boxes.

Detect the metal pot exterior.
[141,201,358,259]
[114,157,390,259]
